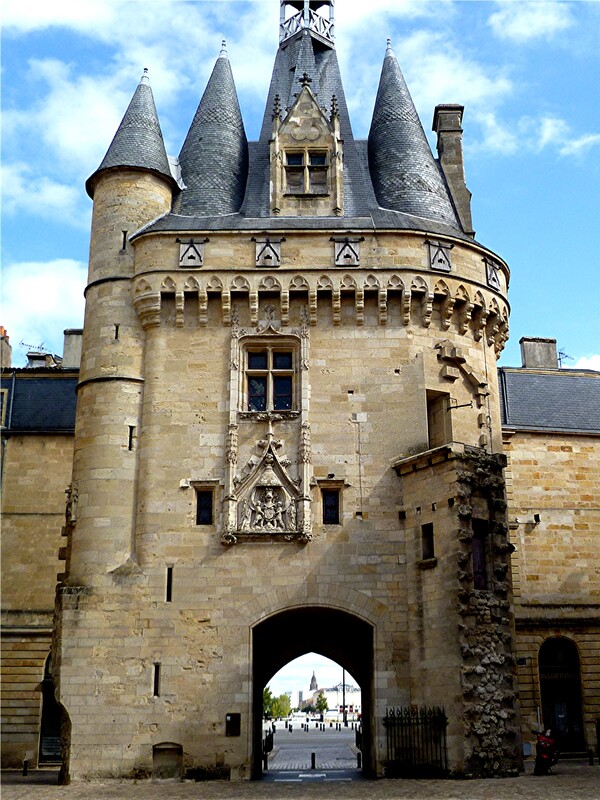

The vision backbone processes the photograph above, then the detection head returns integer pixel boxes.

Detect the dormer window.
[285,151,328,195]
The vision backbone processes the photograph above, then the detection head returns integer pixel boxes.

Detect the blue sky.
[2,0,599,369]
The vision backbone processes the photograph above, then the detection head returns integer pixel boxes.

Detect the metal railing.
[384,706,448,778]
[280,10,334,43]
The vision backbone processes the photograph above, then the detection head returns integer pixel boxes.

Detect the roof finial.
[219,39,228,58]
[140,67,150,85]
[386,38,393,55]
[299,72,313,88]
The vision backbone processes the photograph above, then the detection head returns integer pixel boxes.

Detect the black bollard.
[22,759,29,776]
[357,752,362,769]
[311,752,316,770]
[588,749,594,766]
[263,752,268,771]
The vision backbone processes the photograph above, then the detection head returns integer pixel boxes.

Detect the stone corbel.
[175,291,185,327]
[355,288,364,326]
[422,292,434,328]
[309,290,318,326]
[133,291,161,329]
[199,289,208,327]
[441,295,455,331]
[221,290,231,326]
[332,289,341,325]
[402,289,412,326]
[249,291,259,326]
[280,290,290,326]
[378,288,388,325]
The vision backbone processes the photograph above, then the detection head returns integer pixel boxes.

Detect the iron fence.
[384,706,448,778]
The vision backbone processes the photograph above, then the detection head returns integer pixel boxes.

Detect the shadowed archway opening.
[252,606,374,778]
[539,636,585,753]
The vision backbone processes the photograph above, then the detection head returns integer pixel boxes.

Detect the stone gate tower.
[55,0,520,780]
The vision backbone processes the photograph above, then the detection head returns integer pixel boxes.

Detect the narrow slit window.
[153,663,161,697]
[196,489,213,525]
[166,567,173,602]
[322,489,340,525]
[121,231,128,250]
[127,425,135,451]
[114,324,120,340]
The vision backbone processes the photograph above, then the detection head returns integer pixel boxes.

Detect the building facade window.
[421,522,435,560]
[245,347,295,412]
[196,489,214,525]
[322,488,340,524]
[285,150,328,195]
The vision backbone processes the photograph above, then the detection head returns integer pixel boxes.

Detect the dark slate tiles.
[1,373,78,432]
[499,369,600,433]
[368,44,459,230]
[87,73,173,197]
[173,50,248,217]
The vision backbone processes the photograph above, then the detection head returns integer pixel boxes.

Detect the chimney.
[0,326,11,369]
[432,104,474,238]
[519,337,559,369]
[63,329,83,369]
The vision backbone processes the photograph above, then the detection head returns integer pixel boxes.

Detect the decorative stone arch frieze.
[131,269,509,350]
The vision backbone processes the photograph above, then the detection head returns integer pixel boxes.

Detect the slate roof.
[499,368,600,434]
[172,46,248,217]
[138,28,469,240]
[86,71,175,198]
[368,42,458,228]
[1,372,78,433]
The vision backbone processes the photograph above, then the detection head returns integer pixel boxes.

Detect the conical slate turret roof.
[86,70,174,198]
[173,43,248,217]
[368,42,459,228]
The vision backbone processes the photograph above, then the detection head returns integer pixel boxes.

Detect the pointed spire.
[173,46,248,217]
[368,43,459,228]
[86,70,174,198]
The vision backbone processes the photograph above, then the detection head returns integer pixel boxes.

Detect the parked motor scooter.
[534,729,559,775]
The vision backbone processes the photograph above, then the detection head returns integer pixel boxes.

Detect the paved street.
[2,729,599,800]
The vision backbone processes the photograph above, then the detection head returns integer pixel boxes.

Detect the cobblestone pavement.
[2,761,599,800]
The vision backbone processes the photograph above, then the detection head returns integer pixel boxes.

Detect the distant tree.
[263,686,274,718]
[303,703,316,713]
[271,693,291,718]
[315,691,328,714]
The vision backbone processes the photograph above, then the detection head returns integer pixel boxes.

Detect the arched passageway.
[539,637,585,752]
[252,606,374,778]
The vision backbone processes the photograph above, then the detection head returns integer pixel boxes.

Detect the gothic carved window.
[244,345,296,412]
[285,150,328,195]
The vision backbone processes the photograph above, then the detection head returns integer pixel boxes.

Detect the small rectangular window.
[153,663,161,697]
[248,377,267,411]
[286,153,303,166]
[309,153,327,166]
[196,490,213,525]
[244,346,296,412]
[322,489,340,525]
[421,522,435,560]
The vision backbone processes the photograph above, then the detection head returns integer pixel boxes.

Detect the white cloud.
[0,259,87,365]
[1,0,114,32]
[559,132,600,157]
[488,0,574,43]
[574,355,600,371]
[1,163,88,227]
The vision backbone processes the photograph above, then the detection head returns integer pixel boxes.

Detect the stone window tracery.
[242,341,299,413]
[285,150,329,195]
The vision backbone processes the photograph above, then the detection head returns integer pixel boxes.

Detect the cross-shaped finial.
[299,72,313,88]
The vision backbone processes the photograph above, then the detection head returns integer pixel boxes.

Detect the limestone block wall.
[1,433,74,767]
[55,222,514,779]
[504,430,600,750]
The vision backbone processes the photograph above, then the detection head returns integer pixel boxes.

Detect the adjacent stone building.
[1,0,598,781]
